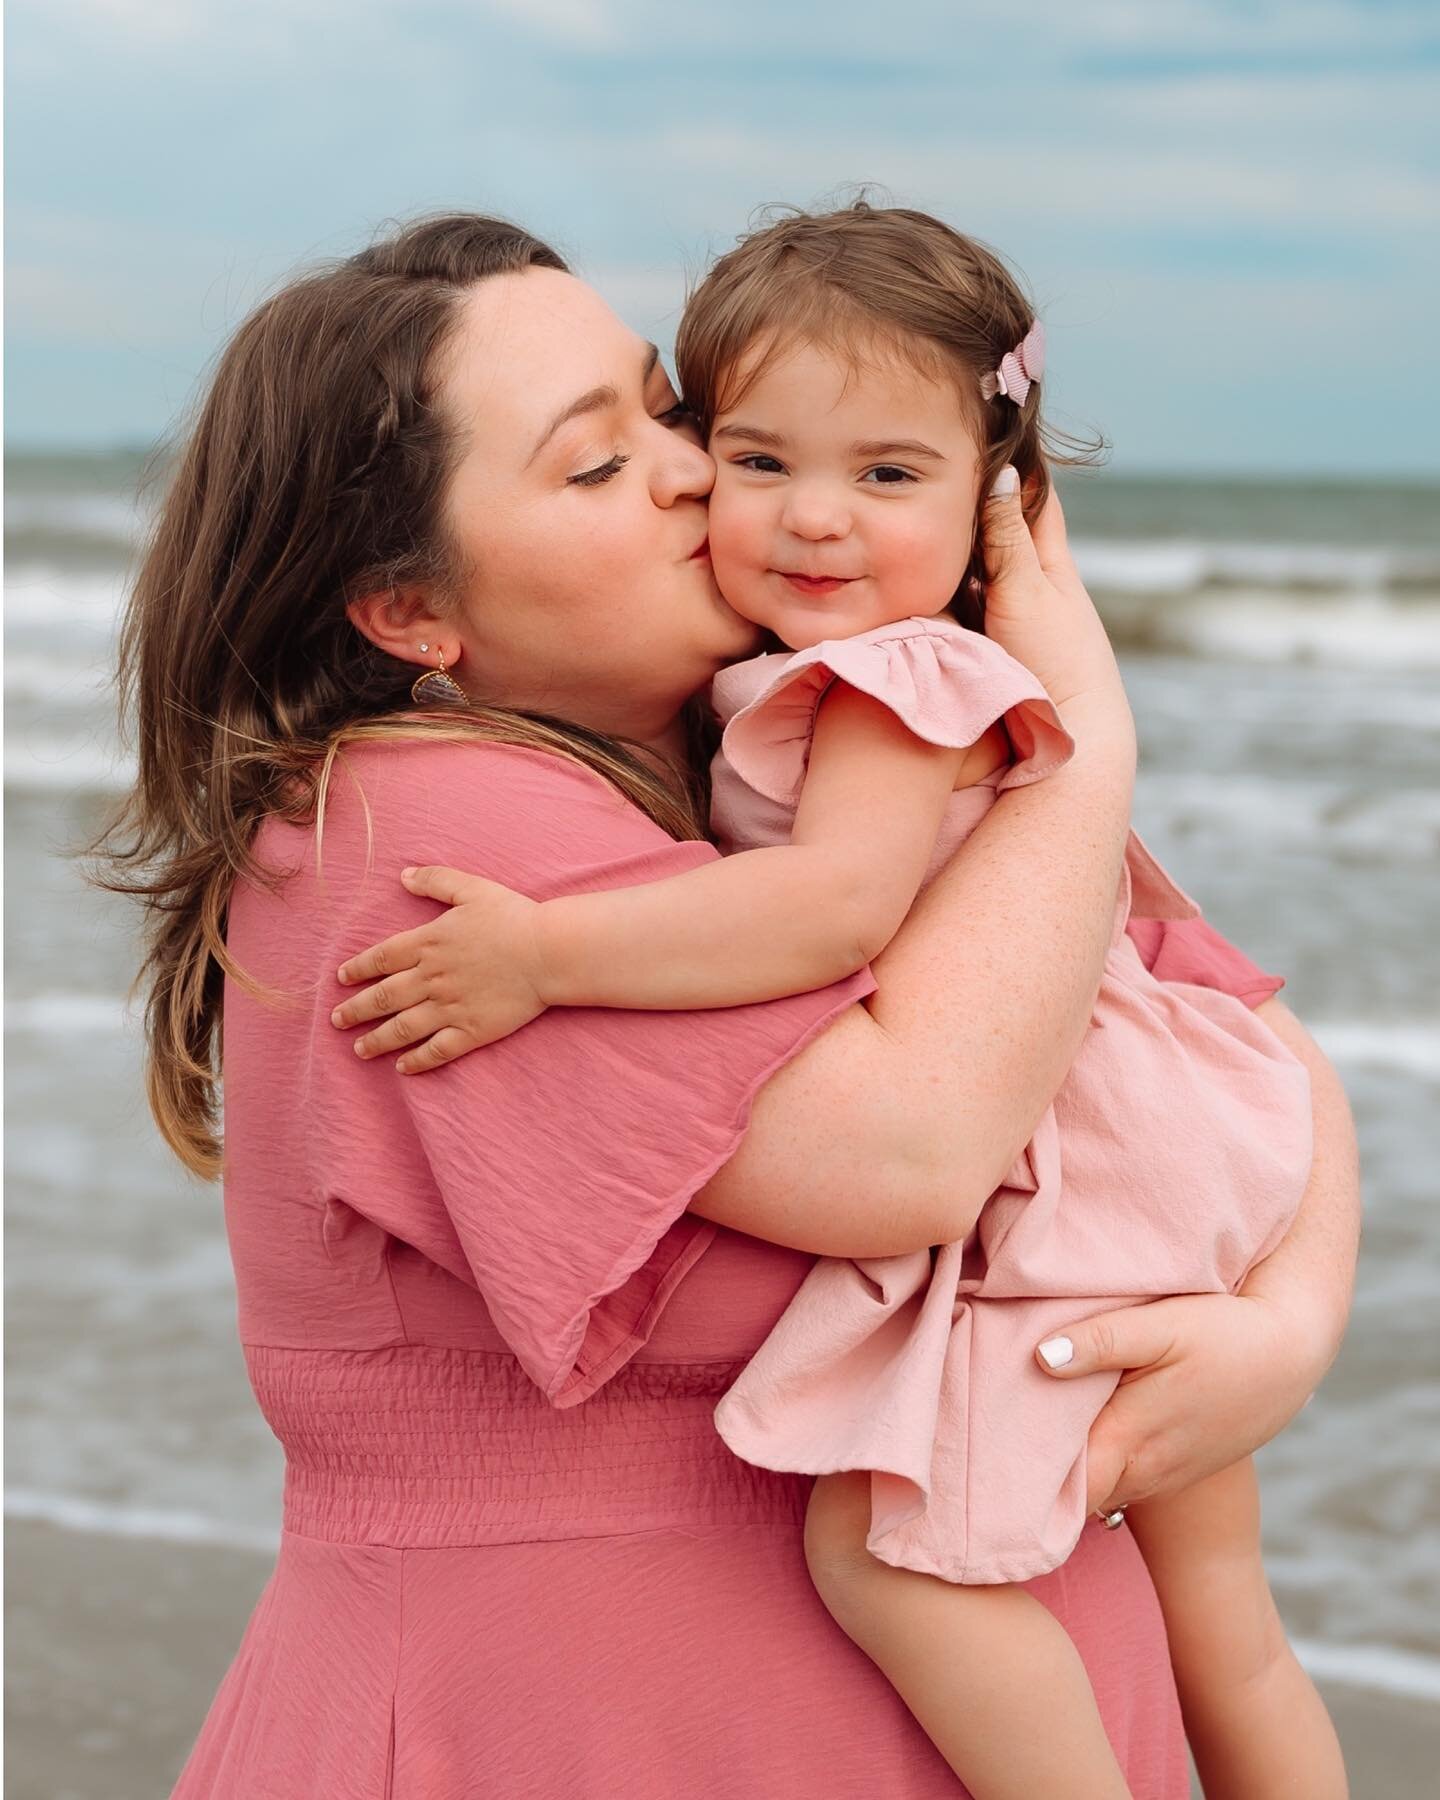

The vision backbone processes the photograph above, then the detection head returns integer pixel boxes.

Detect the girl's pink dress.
[709,615,1314,1584]
[170,735,1278,1798]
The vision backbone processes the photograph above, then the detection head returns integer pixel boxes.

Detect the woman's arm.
[1029,996,1360,1510]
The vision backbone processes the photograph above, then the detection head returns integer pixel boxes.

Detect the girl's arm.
[334,689,1001,1042]
[537,690,998,1007]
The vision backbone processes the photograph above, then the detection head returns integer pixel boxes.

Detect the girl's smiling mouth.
[777,571,857,597]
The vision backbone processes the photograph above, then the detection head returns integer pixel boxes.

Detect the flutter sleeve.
[303,739,874,1409]
[1126,914,1285,1008]
[715,615,1074,807]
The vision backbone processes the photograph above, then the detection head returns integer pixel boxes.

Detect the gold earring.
[411,647,469,707]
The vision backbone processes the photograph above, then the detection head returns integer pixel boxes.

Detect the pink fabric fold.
[708,615,1313,1584]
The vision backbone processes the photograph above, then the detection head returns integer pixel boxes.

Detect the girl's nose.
[782,485,851,542]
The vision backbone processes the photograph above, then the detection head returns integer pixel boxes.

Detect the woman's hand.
[331,866,550,1072]
[1040,997,1360,1514]
[980,471,1134,752]
[1033,1290,1331,1514]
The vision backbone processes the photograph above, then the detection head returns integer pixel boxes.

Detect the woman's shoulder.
[255,734,699,901]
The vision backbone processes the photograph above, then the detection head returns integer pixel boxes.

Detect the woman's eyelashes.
[566,403,694,487]
[567,452,631,488]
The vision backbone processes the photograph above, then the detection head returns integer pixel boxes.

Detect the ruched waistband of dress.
[246,1342,813,1550]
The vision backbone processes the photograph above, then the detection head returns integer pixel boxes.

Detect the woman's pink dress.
[708,616,1313,1585]
[171,735,1277,1798]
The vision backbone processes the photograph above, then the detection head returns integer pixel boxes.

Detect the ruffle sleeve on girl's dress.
[715,614,1075,808]
[293,739,873,1410]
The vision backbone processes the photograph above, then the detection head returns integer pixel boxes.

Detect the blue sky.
[5,0,1437,473]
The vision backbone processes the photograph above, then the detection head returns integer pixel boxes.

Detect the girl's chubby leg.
[803,1469,1133,1799]
[1125,1455,1348,1799]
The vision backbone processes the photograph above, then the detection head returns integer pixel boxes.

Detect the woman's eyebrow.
[528,343,662,465]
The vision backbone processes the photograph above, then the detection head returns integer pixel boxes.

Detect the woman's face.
[435,269,761,746]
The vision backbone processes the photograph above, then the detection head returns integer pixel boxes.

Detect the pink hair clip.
[981,320,1045,406]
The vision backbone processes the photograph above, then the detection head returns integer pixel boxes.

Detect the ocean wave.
[4,565,127,629]
[5,994,138,1035]
[1309,1023,1440,1081]
[1137,771,1440,861]
[4,1488,278,1555]
[4,491,146,543]
[3,736,136,794]
[1291,1636,1440,1703]
[1074,538,1440,597]
[1098,589,1440,669]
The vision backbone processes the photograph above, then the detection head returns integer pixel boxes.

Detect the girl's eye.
[863,465,916,485]
[655,401,693,427]
[737,454,786,475]
[567,452,631,488]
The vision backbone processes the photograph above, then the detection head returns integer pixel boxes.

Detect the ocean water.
[6,452,1439,1701]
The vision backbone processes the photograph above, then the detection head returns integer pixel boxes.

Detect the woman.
[98,214,1358,1798]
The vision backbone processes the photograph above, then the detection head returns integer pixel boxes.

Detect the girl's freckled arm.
[536,683,983,1010]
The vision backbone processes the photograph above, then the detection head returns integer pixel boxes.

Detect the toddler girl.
[333,205,1346,1798]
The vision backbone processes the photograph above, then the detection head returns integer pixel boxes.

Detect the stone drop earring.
[410,644,469,707]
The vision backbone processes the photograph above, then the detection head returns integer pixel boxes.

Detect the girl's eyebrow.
[711,423,945,463]
[711,422,784,447]
[852,438,945,462]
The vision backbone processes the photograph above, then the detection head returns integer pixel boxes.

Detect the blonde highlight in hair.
[89,214,716,1182]
[676,199,1105,628]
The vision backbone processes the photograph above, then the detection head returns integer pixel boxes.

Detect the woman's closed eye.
[567,452,631,488]
[567,402,695,486]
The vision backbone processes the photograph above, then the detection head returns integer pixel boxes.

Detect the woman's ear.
[346,588,459,671]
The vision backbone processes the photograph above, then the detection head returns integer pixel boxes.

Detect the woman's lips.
[778,571,855,597]
[689,537,710,560]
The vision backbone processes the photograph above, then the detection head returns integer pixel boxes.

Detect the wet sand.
[5,1518,1437,1799]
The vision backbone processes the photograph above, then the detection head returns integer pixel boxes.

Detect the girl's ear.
[346,589,458,671]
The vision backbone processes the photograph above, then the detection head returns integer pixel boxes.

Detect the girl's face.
[706,337,984,650]
[435,270,760,747]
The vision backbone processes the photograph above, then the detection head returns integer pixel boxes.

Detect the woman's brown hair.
[676,199,1103,629]
[90,214,716,1181]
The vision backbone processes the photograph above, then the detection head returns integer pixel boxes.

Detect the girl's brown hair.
[676,200,1103,628]
[90,214,716,1181]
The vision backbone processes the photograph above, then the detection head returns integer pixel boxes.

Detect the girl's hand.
[980,471,1133,746]
[1032,1290,1326,1514]
[331,865,550,1072]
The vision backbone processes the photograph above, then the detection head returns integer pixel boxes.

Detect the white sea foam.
[1292,1636,1440,1703]
[3,735,137,793]
[5,994,137,1035]
[1073,537,1440,595]
[4,1488,278,1555]
[4,565,128,629]
[1310,1023,1440,1081]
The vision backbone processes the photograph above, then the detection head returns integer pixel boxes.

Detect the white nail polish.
[1039,1336,1073,1369]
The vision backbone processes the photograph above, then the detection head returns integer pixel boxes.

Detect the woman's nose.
[653,428,715,505]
